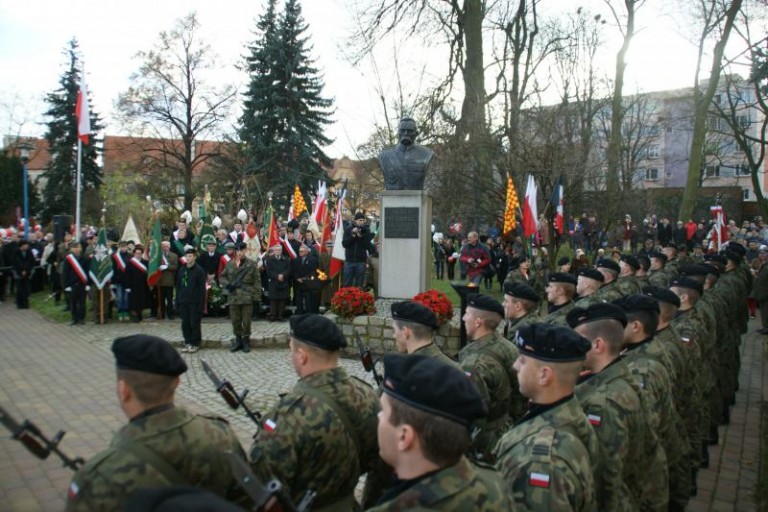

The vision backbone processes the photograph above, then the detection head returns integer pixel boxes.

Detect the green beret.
[566,303,628,329]
[382,353,487,427]
[467,294,504,317]
[290,314,347,351]
[112,335,187,376]
[391,301,437,329]
[514,323,591,363]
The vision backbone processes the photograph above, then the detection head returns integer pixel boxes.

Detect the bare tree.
[116,12,237,213]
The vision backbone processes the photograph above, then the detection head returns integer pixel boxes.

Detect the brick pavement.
[0,300,765,511]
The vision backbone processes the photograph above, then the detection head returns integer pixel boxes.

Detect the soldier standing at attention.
[367,353,512,511]
[592,258,623,303]
[494,323,599,511]
[219,242,260,354]
[250,314,380,510]
[391,300,456,365]
[568,303,669,512]
[540,272,577,326]
[502,282,541,340]
[65,335,249,511]
[458,294,524,461]
[574,268,605,308]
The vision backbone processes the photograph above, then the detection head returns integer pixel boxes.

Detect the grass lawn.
[29,290,70,323]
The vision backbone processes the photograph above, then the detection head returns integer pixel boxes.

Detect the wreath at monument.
[330,287,377,319]
[412,289,454,326]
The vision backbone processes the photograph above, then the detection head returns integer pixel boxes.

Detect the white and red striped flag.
[330,190,347,278]
[709,205,728,252]
[522,175,538,237]
[75,75,91,144]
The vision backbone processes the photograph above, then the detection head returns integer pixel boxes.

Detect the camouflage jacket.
[494,395,599,511]
[593,281,623,303]
[250,367,380,509]
[647,269,670,288]
[412,342,458,367]
[665,259,680,279]
[654,325,691,410]
[219,257,261,305]
[505,311,541,340]
[366,456,512,511]
[616,276,642,296]
[540,301,575,327]
[575,358,668,512]
[573,294,604,309]
[65,406,248,512]
[459,332,524,460]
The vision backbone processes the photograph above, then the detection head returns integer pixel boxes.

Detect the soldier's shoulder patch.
[587,413,602,426]
[528,471,551,488]
[67,481,80,501]
[681,337,691,344]
[263,418,277,432]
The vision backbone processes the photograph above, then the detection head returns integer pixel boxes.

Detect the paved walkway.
[0,301,765,511]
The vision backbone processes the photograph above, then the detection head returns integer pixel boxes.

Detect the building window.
[647,145,660,158]
[705,164,720,178]
[743,189,750,200]
[737,115,750,128]
[737,164,751,176]
[645,168,659,181]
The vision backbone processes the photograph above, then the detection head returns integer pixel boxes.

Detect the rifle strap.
[296,383,361,465]
[120,440,188,486]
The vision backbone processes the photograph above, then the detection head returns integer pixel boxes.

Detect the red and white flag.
[522,175,538,237]
[311,181,328,225]
[709,205,728,252]
[330,190,346,278]
[75,75,91,144]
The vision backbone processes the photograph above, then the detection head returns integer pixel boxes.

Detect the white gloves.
[64,287,72,292]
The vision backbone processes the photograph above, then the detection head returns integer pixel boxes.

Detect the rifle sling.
[120,440,188,486]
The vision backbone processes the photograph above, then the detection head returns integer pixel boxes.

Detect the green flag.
[197,214,216,251]
[147,219,163,287]
[89,228,114,290]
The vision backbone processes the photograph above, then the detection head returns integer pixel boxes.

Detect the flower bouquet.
[330,287,377,319]
[412,289,454,326]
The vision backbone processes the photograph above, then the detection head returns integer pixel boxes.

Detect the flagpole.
[76,139,82,239]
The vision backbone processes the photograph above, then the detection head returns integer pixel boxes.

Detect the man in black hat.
[367,354,511,510]
[574,268,605,308]
[568,303,668,511]
[617,254,642,296]
[592,258,623,302]
[458,294,524,461]
[391,301,455,366]
[249,314,380,510]
[502,282,541,340]
[494,324,599,510]
[342,212,373,288]
[541,272,577,326]
[11,238,35,309]
[175,247,206,353]
[614,295,691,511]
[648,250,671,288]
[65,335,248,511]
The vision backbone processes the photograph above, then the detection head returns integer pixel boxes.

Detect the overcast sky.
[0,0,713,159]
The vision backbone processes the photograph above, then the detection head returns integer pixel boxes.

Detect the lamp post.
[19,143,32,240]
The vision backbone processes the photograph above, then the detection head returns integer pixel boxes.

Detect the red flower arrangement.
[412,289,454,326]
[330,287,377,319]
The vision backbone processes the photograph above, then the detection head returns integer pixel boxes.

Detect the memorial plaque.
[384,207,419,238]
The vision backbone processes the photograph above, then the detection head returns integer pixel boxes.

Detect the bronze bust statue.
[378,118,434,190]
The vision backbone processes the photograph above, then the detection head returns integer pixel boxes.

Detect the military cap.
[680,264,718,277]
[578,267,605,283]
[596,258,620,273]
[235,241,248,251]
[382,353,487,427]
[649,250,668,263]
[759,245,768,253]
[391,301,438,329]
[722,249,742,263]
[670,277,704,295]
[662,241,678,250]
[642,285,681,308]
[467,293,504,317]
[503,282,541,302]
[620,254,640,271]
[514,323,591,363]
[725,242,746,256]
[557,256,570,266]
[354,212,366,220]
[184,245,196,255]
[548,272,577,285]
[289,313,347,351]
[705,253,727,266]
[224,241,235,250]
[613,294,660,315]
[566,303,628,329]
[201,234,217,246]
[112,335,187,376]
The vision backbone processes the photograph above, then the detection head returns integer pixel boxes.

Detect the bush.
[412,289,454,326]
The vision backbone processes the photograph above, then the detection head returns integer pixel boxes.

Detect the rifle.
[201,360,263,431]
[228,451,316,512]
[0,405,84,471]
[355,333,383,386]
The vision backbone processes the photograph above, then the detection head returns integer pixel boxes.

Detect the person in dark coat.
[125,245,150,322]
[291,243,320,314]
[266,244,291,321]
[176,247,207,352]
[62,241,90,325]
[12,239,36,309]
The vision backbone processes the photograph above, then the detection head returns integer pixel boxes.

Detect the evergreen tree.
[40,39,103,223]
[240,0,334,208]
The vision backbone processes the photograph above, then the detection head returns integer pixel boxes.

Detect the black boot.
[230,336,242,353]
[722,403,731,425]
[242,336,250,353]
[700,442,710,468]
[690,468,698,497]
[709,425,719,445]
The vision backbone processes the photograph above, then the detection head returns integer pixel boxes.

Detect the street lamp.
[19,142,33,240]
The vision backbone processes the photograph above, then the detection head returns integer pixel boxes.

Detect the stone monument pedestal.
[378,191,432,299]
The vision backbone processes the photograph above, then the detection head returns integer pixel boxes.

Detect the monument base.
[378,191,432,299]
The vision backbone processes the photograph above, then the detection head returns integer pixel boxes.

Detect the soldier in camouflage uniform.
[368,353,512,511]
[592,258,624,303]
[662,243,681,279]
[249,314,380,510]
[616,255,642,296]
[574,268,605,308]
[458,294,525,461]
[66,335,249,511]
[219,241,261,353]
[718,249,750,414]
[503,255,541,296]
[494,323,599,511]
[635,256,651,288]
[391,300,456,366]
[540,272,577,326]
[648,251,671,288]
[568,304,669,512]
[502,282,541,340]
[614,295,691,511]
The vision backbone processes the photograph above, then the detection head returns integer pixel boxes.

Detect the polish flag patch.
[68,482,80,500]
[588,414,602,426]
[529,472,550,488]
[263,419,277,432]
[681,337,691,344]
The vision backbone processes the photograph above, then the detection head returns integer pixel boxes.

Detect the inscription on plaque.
[384,207,419,239]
